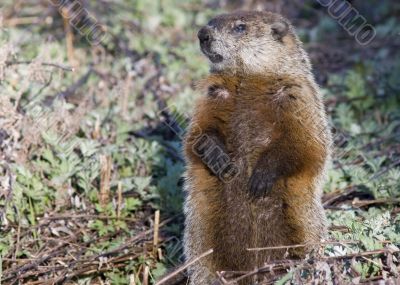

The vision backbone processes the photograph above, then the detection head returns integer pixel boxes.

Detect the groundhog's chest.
[226,95,276,171]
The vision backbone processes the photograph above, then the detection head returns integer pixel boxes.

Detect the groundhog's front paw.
[248,168,277,198]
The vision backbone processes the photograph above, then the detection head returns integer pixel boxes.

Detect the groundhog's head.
[198,11,309,75]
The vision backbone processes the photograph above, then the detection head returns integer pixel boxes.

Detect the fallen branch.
[221,248,400,284]
[2,243,67,282]
[40,214,137,222]
[247,240,359,251]
[352,198,400,208]
[2,17,42,26]
[5,60,74,72]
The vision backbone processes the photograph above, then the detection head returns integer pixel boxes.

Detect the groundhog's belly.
[217,178,290,270]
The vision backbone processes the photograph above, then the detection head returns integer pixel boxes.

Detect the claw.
[248,170,276,199]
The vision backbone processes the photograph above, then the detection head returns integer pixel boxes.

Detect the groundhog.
[183,11,332,285]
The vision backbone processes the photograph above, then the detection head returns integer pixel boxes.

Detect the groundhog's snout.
[198,26,223,63]
[198,27,211,44]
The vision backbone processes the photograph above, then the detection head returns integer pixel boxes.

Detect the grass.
[0,0,399,284]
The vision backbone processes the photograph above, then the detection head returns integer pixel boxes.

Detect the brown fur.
[183,11,332,285]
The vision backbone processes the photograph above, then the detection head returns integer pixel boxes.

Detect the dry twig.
[155,249,214,285]
[5,60,74,71]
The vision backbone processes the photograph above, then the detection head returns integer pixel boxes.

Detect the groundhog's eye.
[233,24,246,34]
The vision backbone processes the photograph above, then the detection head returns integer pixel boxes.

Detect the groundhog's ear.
[271,21,289,41]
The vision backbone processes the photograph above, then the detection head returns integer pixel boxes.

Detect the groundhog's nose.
[198,26,212,44]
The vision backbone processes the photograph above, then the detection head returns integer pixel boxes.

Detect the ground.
[0,0,399,284]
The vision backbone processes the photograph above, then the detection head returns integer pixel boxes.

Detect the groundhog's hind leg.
[183,203,215,284]
[183,170,225,285]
